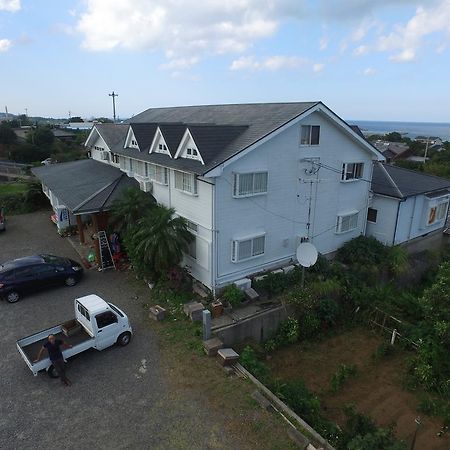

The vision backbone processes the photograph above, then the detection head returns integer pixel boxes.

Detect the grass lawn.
[128,276,297,450]
[0,182,28,196]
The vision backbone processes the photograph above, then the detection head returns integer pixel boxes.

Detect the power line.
[108,91,118,123]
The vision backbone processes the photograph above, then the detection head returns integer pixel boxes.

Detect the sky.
[0,0,450,122]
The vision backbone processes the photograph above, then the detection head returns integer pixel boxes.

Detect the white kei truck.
[17,294,133,377]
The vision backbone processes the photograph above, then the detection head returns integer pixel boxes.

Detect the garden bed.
[267,328,449,450]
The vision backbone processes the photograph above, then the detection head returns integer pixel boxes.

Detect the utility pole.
[108,91,118,123]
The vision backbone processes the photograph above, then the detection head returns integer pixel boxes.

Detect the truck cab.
[75,295,132,349]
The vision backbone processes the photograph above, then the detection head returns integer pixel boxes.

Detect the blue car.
[0,254,83,303]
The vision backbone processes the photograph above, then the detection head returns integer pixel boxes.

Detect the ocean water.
[349,120,450,141]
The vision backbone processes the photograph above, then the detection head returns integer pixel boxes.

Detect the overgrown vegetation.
[330,364,358,393]
[110,187,193,282]
[0,121,87,164]
[0,180,48,214]
[221,283,245,307]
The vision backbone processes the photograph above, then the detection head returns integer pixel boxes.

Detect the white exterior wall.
[117,156,214,288]
[395,194,449,244]
[366,195,400,245]
[90,135,110,165]
[213,111,375,287]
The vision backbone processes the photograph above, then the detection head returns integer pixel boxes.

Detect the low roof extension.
[372,162,450,199]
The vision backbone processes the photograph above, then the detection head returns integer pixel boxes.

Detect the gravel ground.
[0,211,244,450]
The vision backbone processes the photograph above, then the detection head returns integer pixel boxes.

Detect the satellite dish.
[296,242,318,268]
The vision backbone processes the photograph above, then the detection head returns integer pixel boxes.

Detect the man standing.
[34,335,73,386]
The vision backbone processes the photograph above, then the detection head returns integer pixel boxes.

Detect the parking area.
[0,211,242,449]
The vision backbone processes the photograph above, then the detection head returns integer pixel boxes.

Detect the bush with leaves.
[264,317,300,351]
[240,346,269,381]
[330,364,358,393]
[221,283,245,307]
[339,407,406,450]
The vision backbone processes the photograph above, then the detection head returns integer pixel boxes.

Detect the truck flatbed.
[21,327,92,364]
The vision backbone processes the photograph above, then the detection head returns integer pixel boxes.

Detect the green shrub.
[264,317,300,351]
[418,394,450,425]
[221,283,245,307]
[336,236,388,267]
[330,364,358,393]
[340,406,406,450]
[271,378,339,441]
[240,346,269,381]
[317,298,340,325]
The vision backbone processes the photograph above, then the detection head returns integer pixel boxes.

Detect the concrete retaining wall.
[213,305,291,346]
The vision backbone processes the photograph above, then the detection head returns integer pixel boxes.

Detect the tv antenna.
[108,91,118,122]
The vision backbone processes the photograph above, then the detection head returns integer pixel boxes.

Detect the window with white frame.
[94,145,105,151]
[336,212,359,233]
[300,125,320,146]
[437,202,448,220]
[233,172,268,197]
[128,158,134,174]
[174,170,198,195]
[112,154,119,164]
[231,235,266,262]
[143,163,168,184]
[119,156,127,171]
[428,201,448,225]
[186,220,198,259]
[341,163,364,181]
[186,147,200,159]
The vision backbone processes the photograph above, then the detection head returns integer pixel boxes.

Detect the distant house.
[366,162,450,247]
[373,141,410,163]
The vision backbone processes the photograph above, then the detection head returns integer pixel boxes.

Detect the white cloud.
[159,57,199,71]
[377,0,450,62]
[0,38,12,52]
[75,0,306,68]
[313,63,325,73]
[319,36,328,51]
[0,0,20,12]
[230,55,308,71]
[363,67,376,76]
[353,45,369,56]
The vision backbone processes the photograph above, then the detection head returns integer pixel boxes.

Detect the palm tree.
[110,187,155,235]
[125,204,194,279]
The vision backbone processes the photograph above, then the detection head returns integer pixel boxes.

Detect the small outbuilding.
[366,162,450,250]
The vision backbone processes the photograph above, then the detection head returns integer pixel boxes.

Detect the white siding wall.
[366,195,400,245]
[90,135,110,165]
[214,111,375,287]
[395,194,449,244]
[116,156,214,288]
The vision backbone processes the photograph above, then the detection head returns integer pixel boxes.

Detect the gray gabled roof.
[32,159,138,214]
[372,162,450,199]
[124,102,319,174]
[93,123,129,148]
[89,102,382,176]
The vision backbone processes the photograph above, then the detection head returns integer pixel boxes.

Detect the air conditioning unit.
[139,180,153,193]
[100,151,110,161]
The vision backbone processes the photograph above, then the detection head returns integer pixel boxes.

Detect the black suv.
[0,254,84,303]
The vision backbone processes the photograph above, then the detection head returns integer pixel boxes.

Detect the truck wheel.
[117,332,131,346]
[64,276,77,287]
[6,291,20,303]
[47,365,59,378]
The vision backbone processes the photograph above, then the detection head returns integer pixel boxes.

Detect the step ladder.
[98,230,115,271]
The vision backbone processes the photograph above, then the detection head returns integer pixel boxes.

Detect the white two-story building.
[84,102,385,292]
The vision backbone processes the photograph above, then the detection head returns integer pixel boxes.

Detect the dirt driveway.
[0,211,256,449]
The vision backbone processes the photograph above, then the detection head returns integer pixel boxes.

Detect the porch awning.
[32,159,139,214]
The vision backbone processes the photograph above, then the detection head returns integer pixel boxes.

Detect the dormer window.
[158,143,168,152]
[125,127,140,150]
[186,147,199,159]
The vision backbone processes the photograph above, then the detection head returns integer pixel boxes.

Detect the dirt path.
[267,328,450,450]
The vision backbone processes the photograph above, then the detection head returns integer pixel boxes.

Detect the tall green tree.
[124,205,194,279]
[110,187,155,235]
